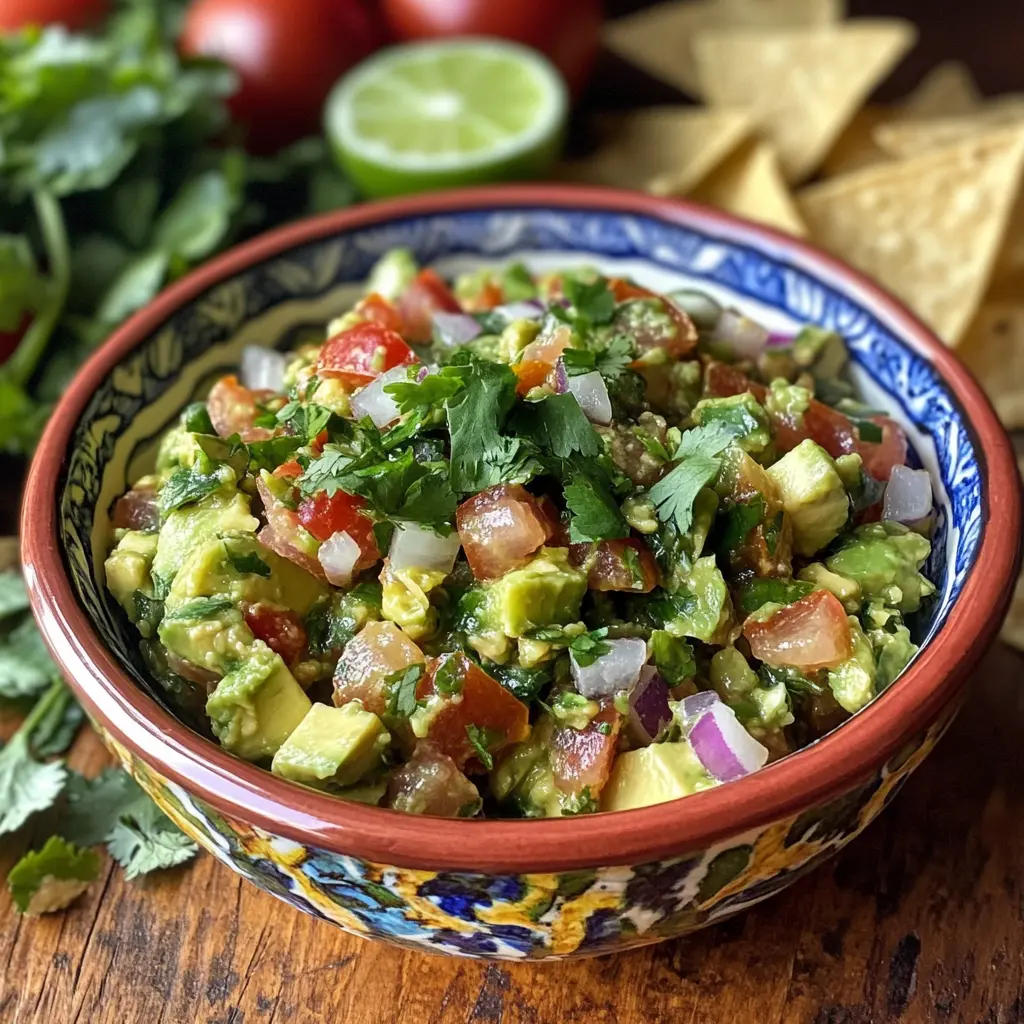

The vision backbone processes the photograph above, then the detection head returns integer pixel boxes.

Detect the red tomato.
[570,538,659,593]
[416,653,530,771]
[111,486,160,532]
[255,476,327,581]
[207,375,276,441]
[297,490,379,569]
[166,652,221,690]
[274,460,303,479]
[317,322,416,386]
[354,292,404,333]
[180,0,383,152]
[381,0,604,97]
[386,741,481,817]
[856,416,907,482]
[461,279,504,313]
[512,358,551,396]
[334,620,425,716]
[744,590,853,672]
[704,361,768,403]
[0,0,108,30]
[242,603,307,665]
[396,269,461,344]
[551,701,622,798]
[520,323,574,366]
[456,484,553,580]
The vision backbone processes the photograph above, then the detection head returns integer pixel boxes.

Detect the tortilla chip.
[716,0,844,27]
[560,108,751,197]
[798,128,1024,345]
[821,106,893,177]
[899,61,983,119]
[999,455,1024,652]
[690,140,808,236]
[959,304,1024,428]
[693,20,917,182]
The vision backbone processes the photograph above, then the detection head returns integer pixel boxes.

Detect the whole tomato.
[0,0,108,31]
[179,0,384,152]
[381,0,604,98]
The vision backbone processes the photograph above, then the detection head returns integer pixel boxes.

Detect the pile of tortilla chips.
[586,0,1024,651]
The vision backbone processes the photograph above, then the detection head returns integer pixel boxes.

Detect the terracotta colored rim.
[22,185,1021,874]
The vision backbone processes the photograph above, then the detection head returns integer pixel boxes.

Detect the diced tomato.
[297,490,379,570]
[386,741,481,817]
[456,484,553,580]
[207,375,276,442]
[608,278,697,357]
[397,268,461,343]
[112,486,160,531]
[255,476,327,581]
[513,358,552,396]
[166,651,220,690]
[856,416,907,482]
[353,292,403,332]
[461,278,504,313]
[333,620,425,716]
[704,361,767,403]
[242,603,307,666]
[318,322,417,386]
[416,652,529,771]
[551,701,622,798]
[744,590,852,671]
[520,323,574,366]
[570,538,659,593]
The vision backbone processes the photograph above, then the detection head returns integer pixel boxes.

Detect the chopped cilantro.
[719,496,765,552]
[465,723,502,770]
[561,786,600,815]
[163,597,233,621]
[158,466,222,515]
[511,392,602,460]
[854,419,884,443]
[182,402,214,435]
[432,655,464,696]
[563,472,630,543]
[385,664,423,720]
[569,627,611,668]
[735,578,813,616]
[563,276,616,327]
[276,401,333,442]
[650,630,696,686]
[763,511,784,555]
[560,348,597,376]
[246,435,304,472]
[593,334,634,381]
[647,456,721,536]
[226,550,271,578]
[194,432,249,477]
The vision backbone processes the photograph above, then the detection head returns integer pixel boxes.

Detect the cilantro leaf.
[106,800,199,881]
[226,550,271,578]
[163,597,234,621]
[0,614,59,700]
[0,570,30,619]
[650,630,696,686]
[647,456,721,536]
[194,432,249,478]
[854,419,883,443]
[560,785,599,815]
[7,835,100,915]
[385,664,423,720]
[512,392,603,460]
[563,472,630,543]
[465,723,502,770]
[59,768,149,847]
[594,334,634,382]
[560,348,596,377]
[563,277,615,326]
[158,466,222,514]
[674,421,737,460]
[735,578,813,616]
[276,401,333,443]
[719,496,765,552]
[384,371,465,416]
[246,435,304,472]
[568,627,611,668]
[30,686,84,758]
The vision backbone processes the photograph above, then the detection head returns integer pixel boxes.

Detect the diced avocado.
[501,262,537,301]
[862,600,918,688]
[693,393,770,454]
[152,489,259,582]
[481,547,587,639]
[499,319,541,363]
[335,776,389,806]
[767,440,849,556]
[793,325,848,380]
[380,563,445,641]
[364,247,418,301]
[825,522,934,613]
[687,488,720,559]
[602,741,715,811]
[764,378,811,424]
[710,646,758,704]
[158,602,254,675]
[709,648,794,731]
[306,584,383,655]
[206,643,312,761]
[834,452,864,492]
[453,267,496,306]
[490,717,562,817]
[311,377,351,417]
[156,426,202,474]
[636,359,702,420]
[271,702,391,789]
[827,617,876,713]
[662,555,731,643]
[105,530,159,615]
[798,562,861,611]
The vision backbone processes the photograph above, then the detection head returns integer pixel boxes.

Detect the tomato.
[456,484,553,580]
[317,322,416,386]
[704,361,768,403]
[180,0,383,152]
[242,603,307,665]
[381,0,604,97]
[512,358,551,396]
[551,701,622,798]
[297,490,379,569]
[856,416,907,482]
[570,538,659,593]
[386,741,481,817]
[111,486,159,532]
[521,323,574,367]
[396,269,461,344]
[207,375,276,441]
[166,652,220,690]
[255,476,327,581]
[416,653,529,771]
[0,0,108,31]
[744,590,852,672]
[274,460,303,479]
[334,620,425,716]
[461,279,504,313]
[354,292,403,333]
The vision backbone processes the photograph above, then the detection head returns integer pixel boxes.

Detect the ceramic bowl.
[22,186,1021,960]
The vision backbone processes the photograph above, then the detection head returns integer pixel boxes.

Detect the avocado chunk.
[862,600,918,688]
[692,393,770,454]
[767,440,849,556]
[826,617,876,713]
[601,741,715,811]
[364,247,418,301]
[498,318,541,363]
[661,555,731,643]
[158,601,254,676]
[490,716,562,817]
[105,530,158,616]
[271,703,391,789]
[825,522,934,613]
[798,562,862,611]
[206,643,311,761]
[764,378,811,425]
[380,563,446,641]
[709,647,794,731]
[793,325,848,380]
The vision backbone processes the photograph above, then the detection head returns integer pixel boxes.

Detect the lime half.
[325,38,569,198]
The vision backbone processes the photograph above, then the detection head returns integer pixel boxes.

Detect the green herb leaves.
[106,801,199,881]
[7,835,101,915]
[465,723,502,770]
[563,475,629,543]
[158,466,223,515]
[0,570,58,700]
[568,627,612,668]
[385,664,423,720]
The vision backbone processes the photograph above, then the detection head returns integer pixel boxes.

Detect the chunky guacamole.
[105,251,936,818]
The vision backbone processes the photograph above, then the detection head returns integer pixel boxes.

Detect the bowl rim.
[22,184,1021,874]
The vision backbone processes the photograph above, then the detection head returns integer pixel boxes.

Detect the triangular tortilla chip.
[690,140,808,236]
[798,129,1024,344]
[899,61,982,119]
[559,108,751,197]
[876,108,1024,160]
[821,106,893,177]
[693,20,917,182]
[716,0,844,27]
[959,304,1024,427]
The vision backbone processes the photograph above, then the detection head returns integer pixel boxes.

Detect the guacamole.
[105,252,934,818]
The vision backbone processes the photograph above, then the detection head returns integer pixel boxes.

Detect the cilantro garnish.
[568,627,612,667]
[276,400,333,442]
[561,786,600,815]
[511,392,603,460]
[226,550,271,578]
[647,457,721,537]
[158,466,222,515]
[465,723,502,770]
[562,277,616,327]
[594,334,634,381]
[673,420,737,460]
[563,472,630,543]
[163,597,234,621]
[854,419,884,443]
[719,496,765,552]
[246,435,303,471]
[560,348,597,377]
[107,800,199,881]
[386,664,424,719]
[7,835,100,914]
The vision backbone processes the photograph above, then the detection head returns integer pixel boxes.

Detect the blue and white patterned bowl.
[23,186,1021,960]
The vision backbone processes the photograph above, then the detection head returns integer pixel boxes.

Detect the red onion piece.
[318,530,361,587]
[689,702,769,783]
[881,465,933,524]
[627,666,672,745]
[767,332,795,348]
[713,310,770,360]
[350,364,417,428]
[680,689,721,721]
[571,637,647,699]
[553,358,568,394]
[389,522,461,574]
[564,366,612,425]
[241,346,288,392]
[433,312,482,347]
[494,300,545,322]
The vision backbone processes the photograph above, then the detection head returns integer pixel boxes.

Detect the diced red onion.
[493,300,545,322]
[713,310,770,360]
[389,522,462,574]
[318,530,361,587]
[689,702,769,783]
[241,346,288,392]
[668,289,722,329]
[565,367,612,425]
[627,666,672,745]
[571,637,647,699]
[882,465,933,524]
[680,689,721,720]
[553,358,568,394]
[350,364,416,428]
[433,312,482,347]
[767,332,795,348]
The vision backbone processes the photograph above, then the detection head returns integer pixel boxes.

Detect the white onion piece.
[713,310,770,360]
[494,300,545,322]
[389,522,461,574]
[571,637,647,699]
[689,702,769,783]
[566,369,613,425]
[433,312,482,347]
[241,346,288,392]
[882,465,933,524]
[350,364,416,428]
[680,689,721,720]
[318,531,361,587]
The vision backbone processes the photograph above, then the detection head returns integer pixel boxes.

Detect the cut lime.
[325,38,569,199]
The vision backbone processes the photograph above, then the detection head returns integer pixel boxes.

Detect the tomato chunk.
[704,362,767,403]
[461,278,504,313]
[456,484,553,580]
[856,416,907,482]
[512,358,551,396]
[318,322,416,386]
[255,476,326,581]
[333,620,425,716]
[354,292,403,332]
[744,590,852,671]
[416,652,530,771]
[386,741,481,817]
[207,375,276,441]
[521,323,574,367]
[397,268,461,343]
[242,603,307,666]
[297,490,379,570]
[570,538,659,592]
[112,486,159,531]
[551,701,623,798]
